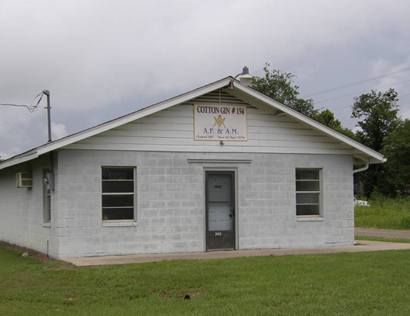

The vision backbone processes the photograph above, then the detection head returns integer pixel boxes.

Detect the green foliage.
[251,64,406,198]
[314,109,356,138]
[351,89,401,196]
[352,88,400,151]
[314,109,342,129]
[3,245,410,315]
[251,64,355,138]
[355,197,410,229]
[382,119,410,195]
[401,216,410,228]
[251,64,318,117]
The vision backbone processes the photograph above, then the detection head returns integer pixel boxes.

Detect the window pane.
[296,168,321,216]
[297,204,319,216]
[103,208,134,220]
[102,180,134,193]
[296,169,319,180]
[296,193,319,204]
[102,194,134,207]
[102,168,133,180]
[296,180,319,191]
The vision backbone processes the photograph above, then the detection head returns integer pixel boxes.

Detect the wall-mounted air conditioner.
[16,172,33,188]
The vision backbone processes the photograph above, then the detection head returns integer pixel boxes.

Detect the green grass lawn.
[355,197,410,229]
[2,245,410,315]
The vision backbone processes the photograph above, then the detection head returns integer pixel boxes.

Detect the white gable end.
[0,77,384,170]
[67,90,353,155]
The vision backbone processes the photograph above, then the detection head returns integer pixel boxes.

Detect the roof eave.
[231,79,386,164]
[0,151,39,170]
[0,76,233,171]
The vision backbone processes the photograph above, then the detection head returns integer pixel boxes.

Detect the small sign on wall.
[194,104,247,141]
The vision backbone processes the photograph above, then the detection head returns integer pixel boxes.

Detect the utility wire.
[315,78,410,104]
[304,66,410,98]
[0,103,36,112]
[317,91,410,114]
[398,91,410,98]
[0,91,44,112]
[338,91,410,109]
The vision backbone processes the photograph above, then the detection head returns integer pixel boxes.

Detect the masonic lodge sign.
[194,104,247,141]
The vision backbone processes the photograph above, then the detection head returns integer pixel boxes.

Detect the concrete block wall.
[237,154,354,249]
[55,149,354,258]
[55,150,205,257]
[0,156,57,256]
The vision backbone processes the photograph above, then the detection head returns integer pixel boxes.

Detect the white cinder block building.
[0,75,384,259]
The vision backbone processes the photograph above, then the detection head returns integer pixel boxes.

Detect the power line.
[337,91,410,109]
[318,91,410,114]
[304,66,410,98]
[399,91,410,98]
[315,78,410,104]
[0,91,44,112]
[0,90,53,142]
[0,103,36,112]
[314,89,410,113]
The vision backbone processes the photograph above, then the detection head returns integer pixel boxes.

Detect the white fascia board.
[232,80,386,164]
[0,151,39,170]
[0,77,232,170]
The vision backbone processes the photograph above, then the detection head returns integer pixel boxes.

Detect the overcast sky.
[1,0,410,158]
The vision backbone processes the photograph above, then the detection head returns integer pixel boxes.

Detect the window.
[102,167,135,221]
[43,169,51,223]
[296,168,321,216]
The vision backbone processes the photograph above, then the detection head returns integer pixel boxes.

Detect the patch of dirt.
[0,241,50,261]
[181,291,201,300]
[151,288,202,300]
[0,241,75,268]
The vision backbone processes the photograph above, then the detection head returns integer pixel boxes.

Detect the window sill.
[42,223,51,228]
[102,220,137,227]
[296,216,323,222]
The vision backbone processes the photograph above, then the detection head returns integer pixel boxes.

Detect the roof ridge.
[0,75,385,171]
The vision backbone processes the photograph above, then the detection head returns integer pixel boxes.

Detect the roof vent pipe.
[236,66,253,87]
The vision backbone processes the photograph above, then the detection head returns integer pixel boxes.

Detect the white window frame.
[295,168,322,218]
[101,166,136,223]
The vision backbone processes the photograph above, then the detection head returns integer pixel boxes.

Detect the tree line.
[251,64,409,197]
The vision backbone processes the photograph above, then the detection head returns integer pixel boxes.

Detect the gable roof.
[0,76,385,170]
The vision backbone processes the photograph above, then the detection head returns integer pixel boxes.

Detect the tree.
[351,88,400,196]
[251,64,404,197]
[352,88,400,151]
[251,64,354,137]
[314,109,355,138]
[382,119,410,195]
[251,64,318,117]
[314,109,342,129]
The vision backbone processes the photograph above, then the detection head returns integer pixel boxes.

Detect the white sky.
[1,0,410,158]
